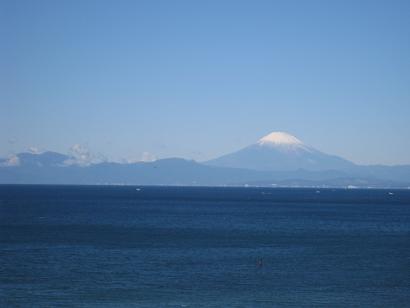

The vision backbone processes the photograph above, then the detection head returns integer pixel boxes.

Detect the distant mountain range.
[1,132,409,188]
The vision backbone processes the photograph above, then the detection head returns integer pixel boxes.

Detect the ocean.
[1,185,409,307]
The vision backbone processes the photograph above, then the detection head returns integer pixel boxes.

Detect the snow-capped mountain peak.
[206,131,355,171]
[257,132,303,147]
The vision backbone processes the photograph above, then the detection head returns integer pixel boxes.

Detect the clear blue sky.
[1,0,409,165]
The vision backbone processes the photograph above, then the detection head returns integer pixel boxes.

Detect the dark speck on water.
[1,185,410,306]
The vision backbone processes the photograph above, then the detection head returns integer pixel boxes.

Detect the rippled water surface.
[1,185,410,307]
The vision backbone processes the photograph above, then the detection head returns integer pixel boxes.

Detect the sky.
[1,0,410,165]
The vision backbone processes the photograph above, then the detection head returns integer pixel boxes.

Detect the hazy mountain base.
[0,152,409,188]
[206,143,355,172]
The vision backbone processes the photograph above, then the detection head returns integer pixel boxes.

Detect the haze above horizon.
[1,0,410,165]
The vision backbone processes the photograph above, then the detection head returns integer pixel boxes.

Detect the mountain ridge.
[1,132,409,188]
[1,151,409,188]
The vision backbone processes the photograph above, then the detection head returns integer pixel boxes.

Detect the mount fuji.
[206,132,355,172]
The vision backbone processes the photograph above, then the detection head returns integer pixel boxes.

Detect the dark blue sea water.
[1,185,409,307]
